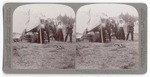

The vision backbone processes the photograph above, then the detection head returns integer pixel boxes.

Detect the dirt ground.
[12,35,139,70]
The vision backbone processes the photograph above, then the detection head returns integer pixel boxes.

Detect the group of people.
[24,17,135,44]
[25,19,74,44]
[86,18,135,43]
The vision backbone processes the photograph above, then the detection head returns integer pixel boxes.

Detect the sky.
[13,4,139,36]
[13,4,75,34]
[76,4,139,35]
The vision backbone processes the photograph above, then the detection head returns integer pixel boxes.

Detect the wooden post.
[40,28,42,44]
[101,26,104,43]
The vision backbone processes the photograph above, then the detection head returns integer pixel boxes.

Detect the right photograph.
[76,4,139,70]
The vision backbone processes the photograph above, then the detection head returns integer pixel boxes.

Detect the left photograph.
[12,4,76,69]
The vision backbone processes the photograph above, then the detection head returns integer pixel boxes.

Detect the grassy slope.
[76,38,139,69]
[12,35,139,70]
[12,41,76,69]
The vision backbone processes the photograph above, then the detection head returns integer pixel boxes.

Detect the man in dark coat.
[110,20,118,39]
[65,22,73,42]
[105,19,111,42]
[50,21,57,40]
[126,21,134,41]
[45,20,50,43]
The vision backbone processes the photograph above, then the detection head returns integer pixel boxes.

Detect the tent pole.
[40,28,42,44]
[101,26,104,43]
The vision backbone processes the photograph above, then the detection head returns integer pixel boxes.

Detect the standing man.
[110,20,118,39]
[49,21,57,40]
[45,20,50,43]
[65,22,73,42]
[126,20,135,41]
[105,19,111,42]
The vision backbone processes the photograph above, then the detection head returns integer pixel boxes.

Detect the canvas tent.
[76,12,110,43]
[87,13,108,32]
[76,13,108,39]
[76,16,107,38]
[13,4,75,43]
[26,17,48,32]
[26,16,41,32]
[86,15,100,32]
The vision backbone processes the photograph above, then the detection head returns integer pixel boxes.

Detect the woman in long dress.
[117,19,125,40]
[57,21,64,41]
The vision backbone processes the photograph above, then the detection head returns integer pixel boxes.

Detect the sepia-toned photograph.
[12,4,140,70]
[3,3,147,74]
[76,4,139,70]
[12,4,76,69]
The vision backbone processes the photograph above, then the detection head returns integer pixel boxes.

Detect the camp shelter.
[76,4,138,39]
[87,13,108,32]
[26,16,41,32]
[13,4,75,35]
[76,13,107,39]
[26,16,47,33]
